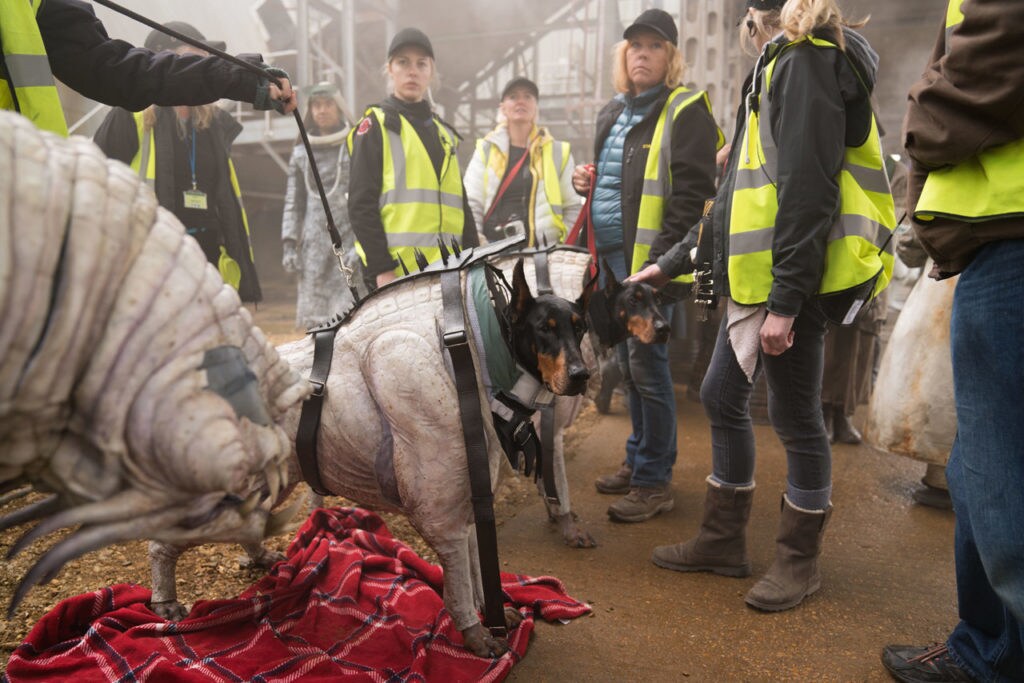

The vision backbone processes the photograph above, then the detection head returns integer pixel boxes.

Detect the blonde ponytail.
[141,104,216,132]
[779,0,867,49]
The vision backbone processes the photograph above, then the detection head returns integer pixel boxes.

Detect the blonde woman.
[634,0,894,612]
[571,8,720,524]
[463,77,581,246]
[94,23,261,303]
[347,28,478,290]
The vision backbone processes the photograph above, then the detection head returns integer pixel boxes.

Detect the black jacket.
[347,96,479,279]
[585,86,718,294]
[658,26,878,317]
[94,107,262,303]
[25,0,265,111]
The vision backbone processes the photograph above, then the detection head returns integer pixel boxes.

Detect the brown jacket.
[903,0,1024,277]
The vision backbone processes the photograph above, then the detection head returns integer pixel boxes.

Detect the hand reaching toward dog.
[376,271,398,288]
[626,263,670,288]
[760,312,795,356]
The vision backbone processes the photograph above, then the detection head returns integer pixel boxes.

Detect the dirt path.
[501,397,955,682]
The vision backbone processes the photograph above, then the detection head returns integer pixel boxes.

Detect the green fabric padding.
[468,266,520,393]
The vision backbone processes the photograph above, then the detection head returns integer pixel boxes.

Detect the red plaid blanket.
[4,507,590,682]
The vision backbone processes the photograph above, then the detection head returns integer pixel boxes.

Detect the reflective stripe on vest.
[128,111,253,289]
[633,87,725,284]
[0,0,68,135]
[362,106,464,275]
[480,132,569,245]
[914,0,1024,225]
[728,36,896,306]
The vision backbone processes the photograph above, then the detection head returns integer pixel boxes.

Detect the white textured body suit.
[275,248,594,643]
[0,113,308,611]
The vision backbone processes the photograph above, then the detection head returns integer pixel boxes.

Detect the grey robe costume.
[281,134,365,328]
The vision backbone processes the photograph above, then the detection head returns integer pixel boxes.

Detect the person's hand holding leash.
[572,163,595,194]
[760,312,795,356]
[269,76,298,114]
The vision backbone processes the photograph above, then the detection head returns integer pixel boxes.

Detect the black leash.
[92,0,355,289]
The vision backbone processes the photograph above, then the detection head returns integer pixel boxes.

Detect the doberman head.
[586,260,671,348]
[505,259,591,396]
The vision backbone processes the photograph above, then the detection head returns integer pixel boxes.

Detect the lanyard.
[188,122,198,191]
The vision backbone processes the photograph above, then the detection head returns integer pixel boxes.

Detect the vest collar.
[483,123,552,154]
[625,83,668,108]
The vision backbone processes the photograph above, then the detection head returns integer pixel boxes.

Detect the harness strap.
[532,249,553,296]
[294,328,337,496]
[440,269,508,639]
[538,406,559,505]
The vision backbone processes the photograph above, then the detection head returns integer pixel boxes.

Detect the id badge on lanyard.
[184,124,209,210]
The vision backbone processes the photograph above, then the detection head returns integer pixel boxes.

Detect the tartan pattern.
[4,507,590,682]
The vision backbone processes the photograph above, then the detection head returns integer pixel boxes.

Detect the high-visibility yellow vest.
[914,0,1024,224]
[0,0,68,136]
[353,106,465,276]
[474,128,570,245]
[633,87,724,283]
[128,111,251,290]
[728,36,896,305]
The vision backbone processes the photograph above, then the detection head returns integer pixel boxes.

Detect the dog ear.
[577,268,600,312]
[599,258,623,299]
[508,258,535,323]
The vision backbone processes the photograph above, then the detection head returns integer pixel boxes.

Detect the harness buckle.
[309,379,326,398]
[511,420,533,447]
[443,329,468,348]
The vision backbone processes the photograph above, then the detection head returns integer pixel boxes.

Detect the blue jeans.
[945,240,1024,682]
[603,250,678,488]
[700,305,831,504]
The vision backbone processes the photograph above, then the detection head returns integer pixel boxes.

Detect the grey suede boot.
[651,476,754,577]
[745,495,832,612]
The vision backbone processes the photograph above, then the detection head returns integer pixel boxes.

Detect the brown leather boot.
[595,462,632,494]
[651,477,754,577]
[745,495,832,612]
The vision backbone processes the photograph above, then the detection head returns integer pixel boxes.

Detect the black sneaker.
[882,643,974,682]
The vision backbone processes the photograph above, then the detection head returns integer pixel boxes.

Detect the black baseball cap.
[623,9,678,46]
[747,0,787,10]
[388,28,434,60]
[144,21,225,54]
[501,77,539,101]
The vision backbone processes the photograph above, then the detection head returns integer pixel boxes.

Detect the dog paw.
[552,513,598,548]
[564,528,598,548]
[504,606,525,628]
[150,600,188,621]
[461,623,510,658]
[238,547,286,570]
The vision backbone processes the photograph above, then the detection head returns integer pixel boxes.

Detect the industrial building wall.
[51,0,950,293]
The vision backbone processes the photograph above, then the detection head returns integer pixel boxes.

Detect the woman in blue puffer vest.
[572,8,719,523]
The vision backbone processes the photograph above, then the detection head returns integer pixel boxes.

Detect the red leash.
[565,166,598,282]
